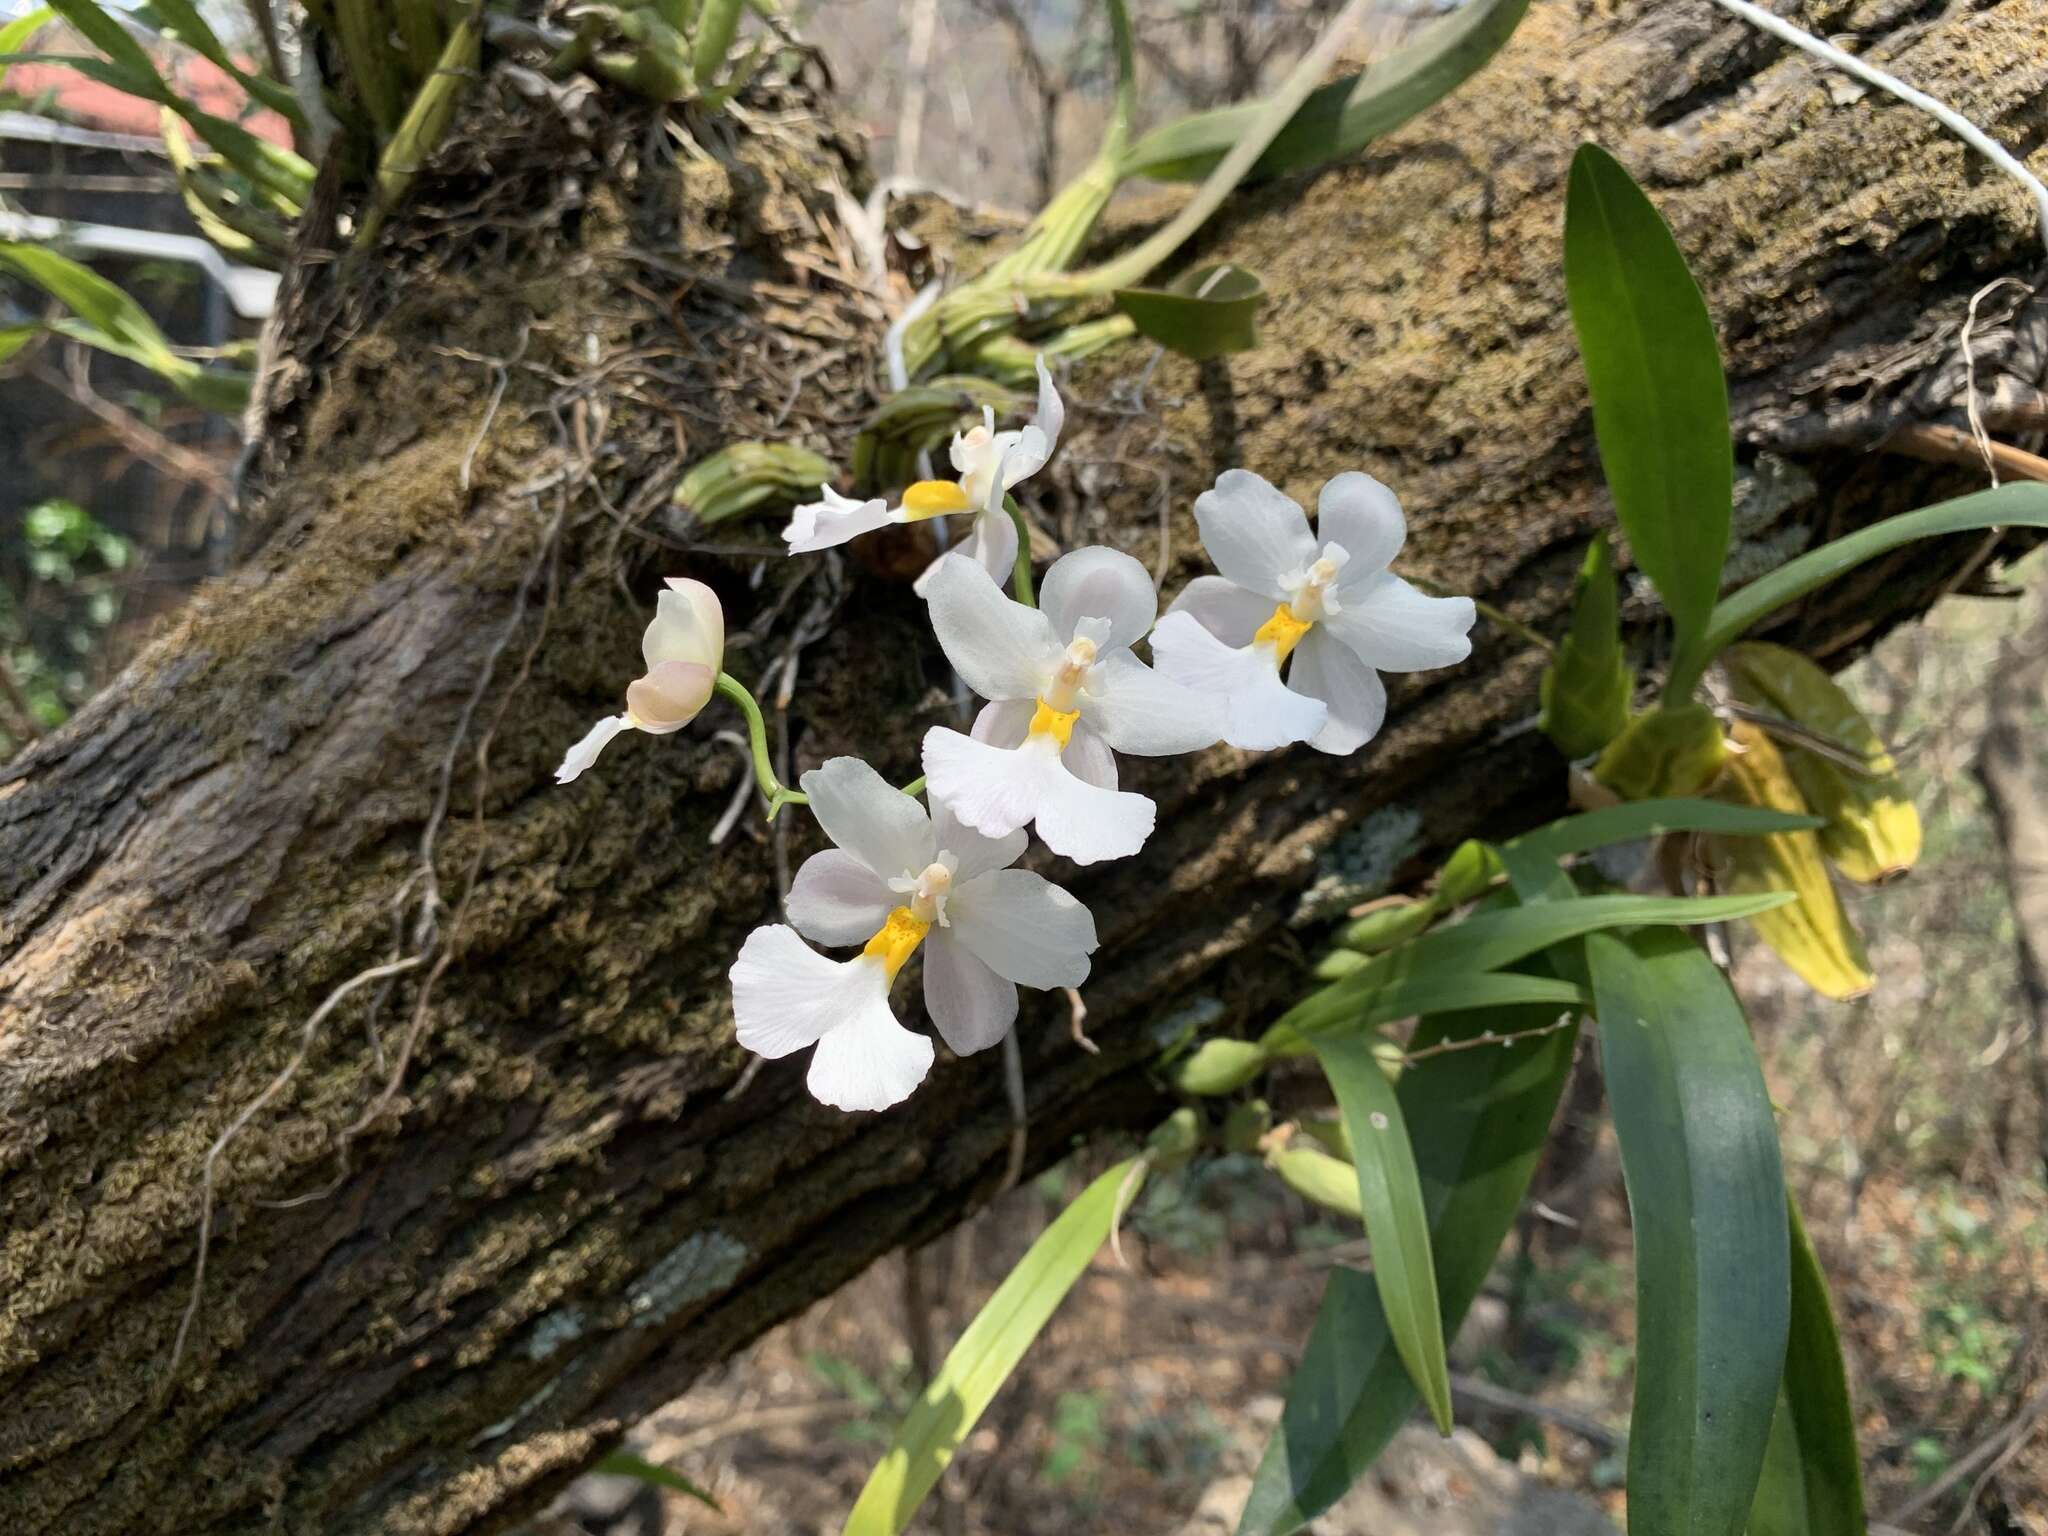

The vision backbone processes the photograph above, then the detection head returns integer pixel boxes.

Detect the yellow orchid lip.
[1028,699,1080,748]
[1253,604,1313,664]
[900,479,977,519]
[862,906,932,983]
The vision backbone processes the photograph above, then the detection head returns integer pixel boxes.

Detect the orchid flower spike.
[920,547,1224,865]
[555,578,723,784]
[782,356,1065,592]
[1149,470,1474,755]
[730,756,1098,1112]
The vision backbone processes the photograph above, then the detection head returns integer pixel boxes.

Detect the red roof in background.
[6,31,293,148]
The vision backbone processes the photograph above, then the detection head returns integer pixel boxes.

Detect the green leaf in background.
[1564,144,1732,701]
[1588,927,1788,1536]
[1239,991,1581,1535]
[1311,1031,1453,1433]
[0,240,250,410]
[1505,797,1821,869]
[1263,968,1588,1054]
[1274,889,1792,1048]
[1747,1196,1865,1536]
[844,1157,1145,1535]
[131,0,305,126]
[1702,482,2048,659]
[592,1451,721,1510]
[1540,532,1634,758]
[1114,262,1266,360]
[0,7,52,87]
[1117,0,1528,184]
[0,323,37,364]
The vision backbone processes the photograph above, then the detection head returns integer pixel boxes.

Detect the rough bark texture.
[4,2,2047,1530]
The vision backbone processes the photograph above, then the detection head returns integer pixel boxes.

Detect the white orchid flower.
[782,356,1065,593]
[556,578,724,783]
[1149,470,1474,755]
[920,547,1224,866]
[730,756,1098,1112]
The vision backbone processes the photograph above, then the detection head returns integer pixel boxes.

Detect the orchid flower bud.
[555,578,724,783]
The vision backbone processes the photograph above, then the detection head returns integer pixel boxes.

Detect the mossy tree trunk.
[3,3,2045,1530]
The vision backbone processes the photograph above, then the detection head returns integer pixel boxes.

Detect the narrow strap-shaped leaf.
[134,0,305,125]
[1506,799,1822,868]
[593,1451,720,1510]
[1116,0,1528,185]
[1588,928,1788,1536]
[1262,968,1587,1055]
[1311,1032,1453,1432]
[1269,890,1792,1045]
[1564,143,1733,700]
[1239,993,1579,1534]
[1702,483,2048,658]
[844,1158,1144,1535]
[1747,1195,1864,1536]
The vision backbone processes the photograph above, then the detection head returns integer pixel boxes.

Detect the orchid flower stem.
[1003,493,1037,606]
[900,774,928,799]
[715,671,808,819]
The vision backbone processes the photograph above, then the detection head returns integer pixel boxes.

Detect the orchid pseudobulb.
[555,577,723,783]
[729,756,1097,1112]
[1149,470,1475,755]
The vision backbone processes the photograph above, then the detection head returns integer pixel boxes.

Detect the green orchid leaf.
[1114,262,1265,360]
[1312,1031,1453,1433]
[1588,927,1788,1536]
[1540,532,1634,758]
[844,1158,1144,1535]
[1564,144,1732,699]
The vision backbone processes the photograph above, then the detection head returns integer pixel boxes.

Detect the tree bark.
[4,3,2047,1530]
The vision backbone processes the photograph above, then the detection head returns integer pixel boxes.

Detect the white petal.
[970,697,1034,749]
[1316,473,1407,577]
[1062,719,1119,789]
[1030,355,1065,461]
[975,699,1115,794]
[1078,648,1225,756]
[1291,625,1389,756]
[923,552,1060,703]
[914,506,1020,600]
[931,793,1028,882]
[804,961,936,1112]
[1041,546,1157,651]
[922,929,1018,1055]
[556,714,632,783]
[1192,469,1317,602]
[730,924,862,1058]
[784,487,897,554]
[1148,611,1326,751]
[1164,574,1276,648]
[786,849,895,946]
[644,579,724,671]
[800,755,936,881]
[995,356,1064,488]
[1324,571,1476,672]
[921,725,1056,839]
[948,869,1097,987]
[1033,758,1155,865]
